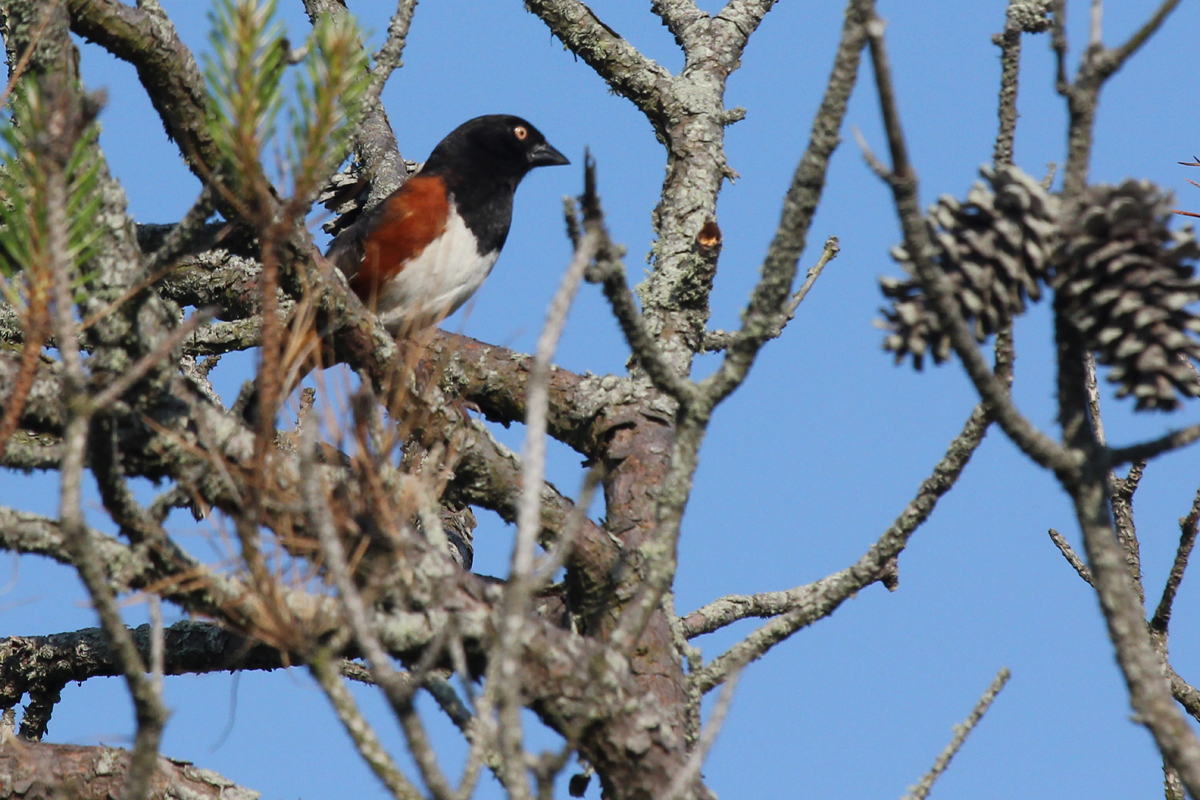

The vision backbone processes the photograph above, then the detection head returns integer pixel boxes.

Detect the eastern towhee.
[327,114,570,332]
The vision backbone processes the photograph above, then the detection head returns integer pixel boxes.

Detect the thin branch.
[36,68,169,800]
[366,0,417,90]
[66,0,229,212]
[308,652,424,800]
[88,308,214,411]
[1089,0,1102,47]
[1108,423,1200,466]
[513,229,599,581]
[588,252,698,404]
[1150,485,1200,634]
[988,19,1017,169]
[702,0,867,406]
[662,668,741,800]
[301,426,456,800]
[448,418,618,596]
[141,185,215,277]
[587,269,699,413]
[1094,0,1182,81]
[702,236,838,352]
[0,621,291,702]
[1167,662,1200,724]
[299,0,417,212]
[861,5,1076,476]
[1073,478,1200,796]
[492,221,600,800]
[1048,528,1093,585]
[1083,352,1106,445]
[1110,461,1145,606]
[901,668,1011,800]
[688,402,990,685]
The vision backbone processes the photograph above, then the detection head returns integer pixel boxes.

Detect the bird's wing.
[326,174,450,299]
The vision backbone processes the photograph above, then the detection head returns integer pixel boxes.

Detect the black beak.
[529,140,570,168]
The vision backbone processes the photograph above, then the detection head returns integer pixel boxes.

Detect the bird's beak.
[529,141,570,168]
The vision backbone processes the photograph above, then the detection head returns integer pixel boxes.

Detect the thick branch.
[0,741,263,800]
[0,620,287,731]
[67,0,222,196]
[523,0,671,128]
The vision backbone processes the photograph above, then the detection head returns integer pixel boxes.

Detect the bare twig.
[141,186,215,277]
[39,72,170,800]
[701,0,867,407]
[1095,0,1182,82]
[1048,528,1093,585]
[1083,352,1106,445]
[1089,0,1103,47]
[662,668,741,800]
[1150,485,1200,634]
[1073,475,1200,796]
[1108,423,1200,466]
[901,668,1011,800]
[308,653,424,800]
[88,308,214,412]
[702,236,839,353]
[993,0,1052,166]
[492,208,600,800]
[861,5,1075,477]
[513,230,599,581]
[688,402,991,687]
[1110,461,1145,605]
[522,0,670,124]
[587,249,698,404]
[300,426,452,799]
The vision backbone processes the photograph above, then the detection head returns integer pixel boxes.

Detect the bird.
[326,114,570,334]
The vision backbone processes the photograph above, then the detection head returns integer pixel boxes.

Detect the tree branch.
[687,401,990,687]
[901,668,1011,800]
[1150,485,1200,634]
[860,6,1076,476]
[0,741,262,800]
[523,0,672,129]
[701,0,866,406]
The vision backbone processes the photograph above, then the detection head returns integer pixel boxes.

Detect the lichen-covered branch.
[524,0,671,127]
[0,621,287,740]
[66,0,224,198]
[0,741,263,800]
[687,402,990,689]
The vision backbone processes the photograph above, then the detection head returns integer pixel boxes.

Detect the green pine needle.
[204,0,369,205]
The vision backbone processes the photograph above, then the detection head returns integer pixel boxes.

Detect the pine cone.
[878,165,1059,368]
[1056,180,1200,410]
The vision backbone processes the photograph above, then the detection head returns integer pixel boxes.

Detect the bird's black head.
[423,115,570,185]
[420,115,569,256]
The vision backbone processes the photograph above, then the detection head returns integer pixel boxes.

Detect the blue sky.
[5,1,1200,798]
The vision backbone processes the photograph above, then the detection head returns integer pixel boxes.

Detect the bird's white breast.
[374,206,499,334]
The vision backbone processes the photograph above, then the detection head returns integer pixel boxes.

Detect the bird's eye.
[513,125,529,141]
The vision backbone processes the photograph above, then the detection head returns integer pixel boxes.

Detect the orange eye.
[514,125,528,141]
